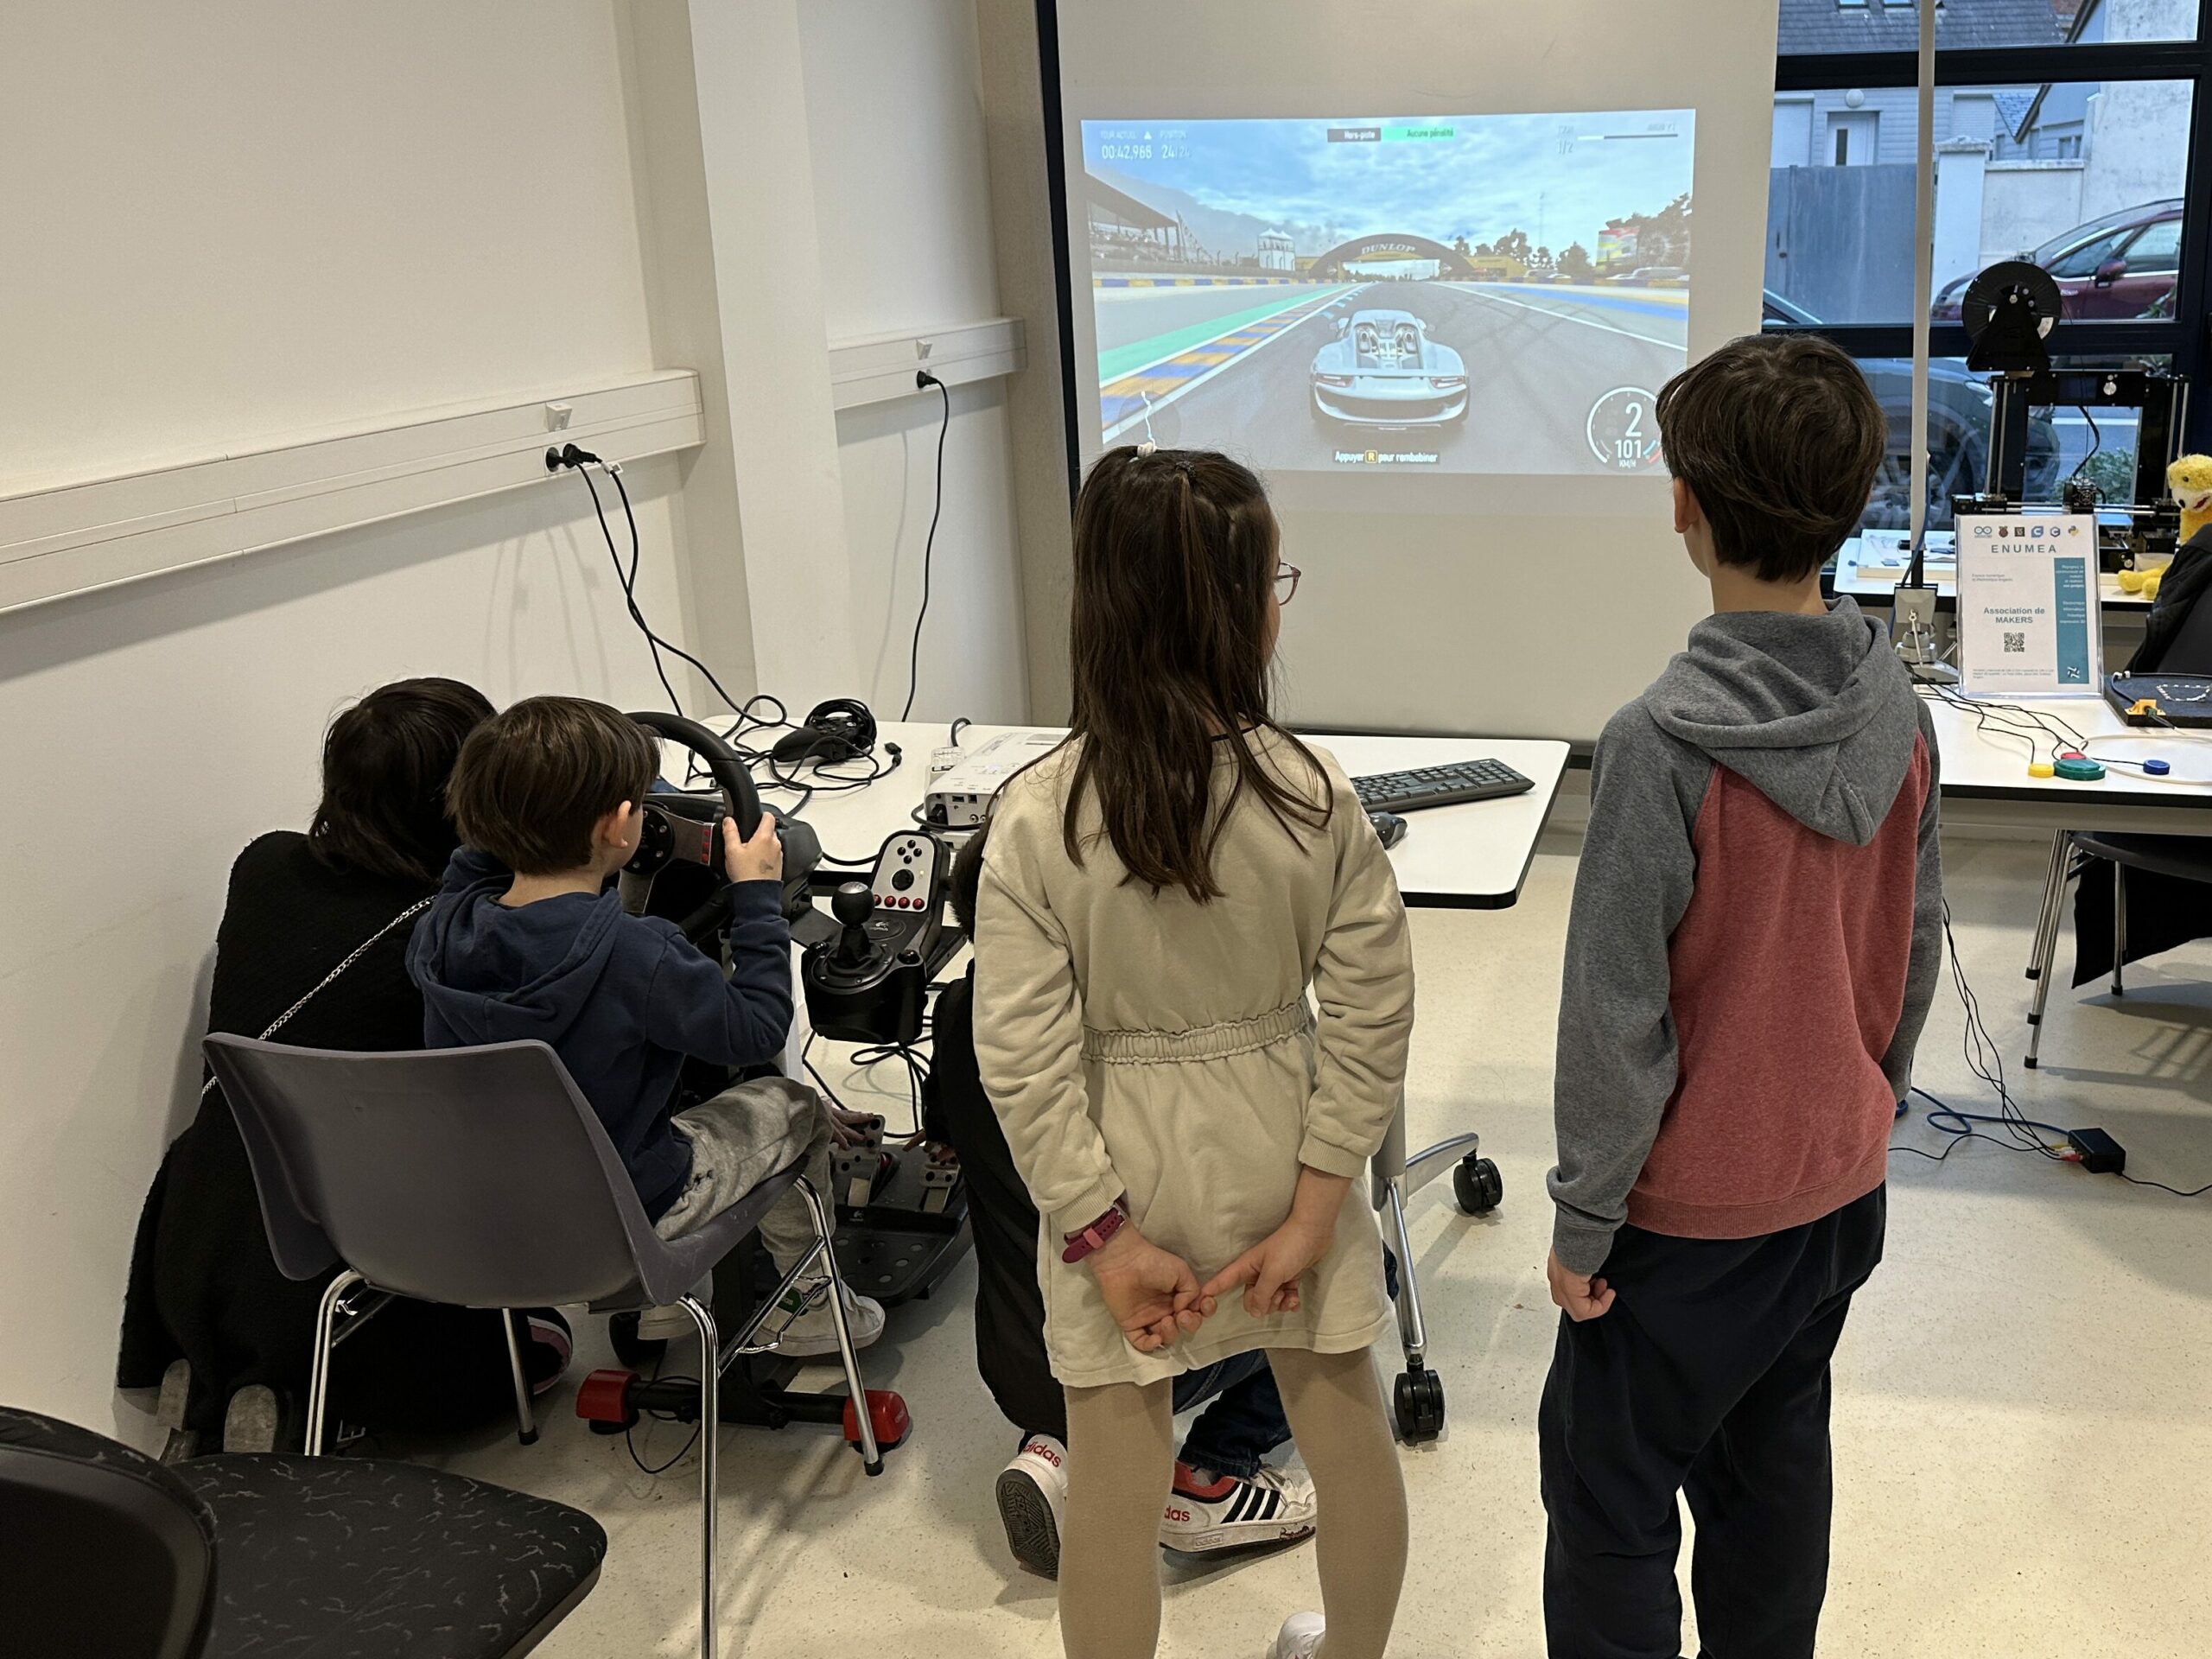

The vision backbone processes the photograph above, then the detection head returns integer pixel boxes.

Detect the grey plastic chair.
[203,1033,880,1659]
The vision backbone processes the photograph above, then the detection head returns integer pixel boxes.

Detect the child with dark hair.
[974,448,1414,1659]
[925,826,1314,1580]
[120,678,572,1455]
[1541,334,1942,1659]
[408,695,883,1355]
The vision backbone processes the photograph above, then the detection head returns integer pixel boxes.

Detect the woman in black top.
[118,678,567,1454]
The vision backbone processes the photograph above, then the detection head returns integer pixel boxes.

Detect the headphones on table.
[772,697,880,766]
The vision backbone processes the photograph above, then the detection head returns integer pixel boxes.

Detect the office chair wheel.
[1393,1365,1446,1444]
[1452,1154,1503,1216]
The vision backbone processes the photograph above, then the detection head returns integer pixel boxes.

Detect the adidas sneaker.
[994,1433,1068,1577]
[1158,1460,1317,1556]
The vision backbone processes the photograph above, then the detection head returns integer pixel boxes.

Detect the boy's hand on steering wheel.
[1088,1225,1213,1354]
[721,814,783,885]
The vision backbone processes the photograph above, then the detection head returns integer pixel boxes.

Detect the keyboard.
[1351,758,1534,814]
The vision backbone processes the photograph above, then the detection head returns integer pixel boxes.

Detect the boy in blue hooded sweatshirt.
[408,695,883,1354]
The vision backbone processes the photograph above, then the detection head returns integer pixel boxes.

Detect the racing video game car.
[1309,308,1470,427]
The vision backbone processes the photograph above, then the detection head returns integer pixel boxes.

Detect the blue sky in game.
[1084,111,1694,256]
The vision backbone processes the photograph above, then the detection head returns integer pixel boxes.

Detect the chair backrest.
[0,1408,213,1659]
[203,1035,665,1311]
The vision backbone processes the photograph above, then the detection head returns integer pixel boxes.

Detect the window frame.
[1770,12,2212,449]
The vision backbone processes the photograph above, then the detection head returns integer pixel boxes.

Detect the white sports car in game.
[1308,308,1469,426]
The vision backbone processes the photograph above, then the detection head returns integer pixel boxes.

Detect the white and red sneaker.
[1158,1460,1317,1556]
[995,1433,1069,1578]
[1274,1611,1327,1657]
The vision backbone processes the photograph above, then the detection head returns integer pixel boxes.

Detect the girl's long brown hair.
[1059,446,1328,902]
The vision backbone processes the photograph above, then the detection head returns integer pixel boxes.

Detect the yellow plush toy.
[2171,454,2212,544]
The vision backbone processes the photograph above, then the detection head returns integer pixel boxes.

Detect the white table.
[1922,690,2212,836]
[753,723,1572,909]
[742,720,1569,1440]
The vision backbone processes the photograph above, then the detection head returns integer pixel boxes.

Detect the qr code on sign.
[2003,631,2026,654]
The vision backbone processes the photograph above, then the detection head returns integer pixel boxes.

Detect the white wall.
[798,0,1032,724]
[0,3,657,492]
[0,3,707,1430]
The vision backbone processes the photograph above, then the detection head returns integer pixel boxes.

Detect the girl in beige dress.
[974,447,1414,1659]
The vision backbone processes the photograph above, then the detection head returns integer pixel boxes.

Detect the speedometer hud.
[1081,111,1693,475]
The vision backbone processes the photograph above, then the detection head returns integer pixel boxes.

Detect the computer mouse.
[1368,810,1408,849]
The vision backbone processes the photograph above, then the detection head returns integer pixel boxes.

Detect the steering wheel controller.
[620,711,823,912]
[617,710,961,1049]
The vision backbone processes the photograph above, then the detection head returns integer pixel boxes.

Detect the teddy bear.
[2118,455,2212,599]
[2171,454,2212,545]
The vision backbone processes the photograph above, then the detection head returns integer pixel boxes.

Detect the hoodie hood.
[407,869,626,1046]
[1645,596,1918,847]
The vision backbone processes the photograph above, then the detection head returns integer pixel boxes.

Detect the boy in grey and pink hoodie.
[1541,334,1942,1659]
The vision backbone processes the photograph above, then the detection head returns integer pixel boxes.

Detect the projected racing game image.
[1080,111,1694,474]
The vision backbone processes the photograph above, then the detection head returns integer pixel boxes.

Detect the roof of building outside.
[1777,0,2064,54]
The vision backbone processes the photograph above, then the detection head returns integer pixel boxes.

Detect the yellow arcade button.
[2029,763,2056,779]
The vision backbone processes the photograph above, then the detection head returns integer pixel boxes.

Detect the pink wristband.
[1061,1199,1129,1265]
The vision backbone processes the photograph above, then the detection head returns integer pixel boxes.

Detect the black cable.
[624,1343,703,1477]
[1926,683,2092,769]
[607,467,757,720]
[901,377,951,721]
[2069,404,2102,492]
[2116,1172,2212,1198]
[579,465,685,715]
[573,463,753,722]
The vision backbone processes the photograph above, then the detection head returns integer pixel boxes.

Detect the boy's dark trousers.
[1539,1185,1886,1659]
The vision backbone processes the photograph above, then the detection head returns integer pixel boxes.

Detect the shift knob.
[831,881,876,965]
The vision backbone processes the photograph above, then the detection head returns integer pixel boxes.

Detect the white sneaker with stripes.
[1158,1460,1317,1555]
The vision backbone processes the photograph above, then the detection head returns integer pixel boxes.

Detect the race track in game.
[1096,278,1689,474]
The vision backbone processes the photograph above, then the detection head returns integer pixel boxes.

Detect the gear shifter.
[831,881,878,968]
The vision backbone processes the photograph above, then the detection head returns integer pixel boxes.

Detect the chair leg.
[793,1175,883,1474]
[306,1268,365,1455]
[2027,831,2069,980]
[2025,851,2070,1071]
[678,1294,721,1659]
[501,1311,538,1446]
[2111,862,2128,996]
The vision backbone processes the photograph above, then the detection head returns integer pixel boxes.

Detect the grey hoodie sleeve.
[1878,702,1944,1101]
[1548,706,1707,1274]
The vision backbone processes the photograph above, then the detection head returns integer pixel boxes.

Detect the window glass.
[2046,228,2134,277]
[2123,216,2182,273]
[1768,80,2192,323]
[1802,351,2177,532]
[1777,0,2195,55]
